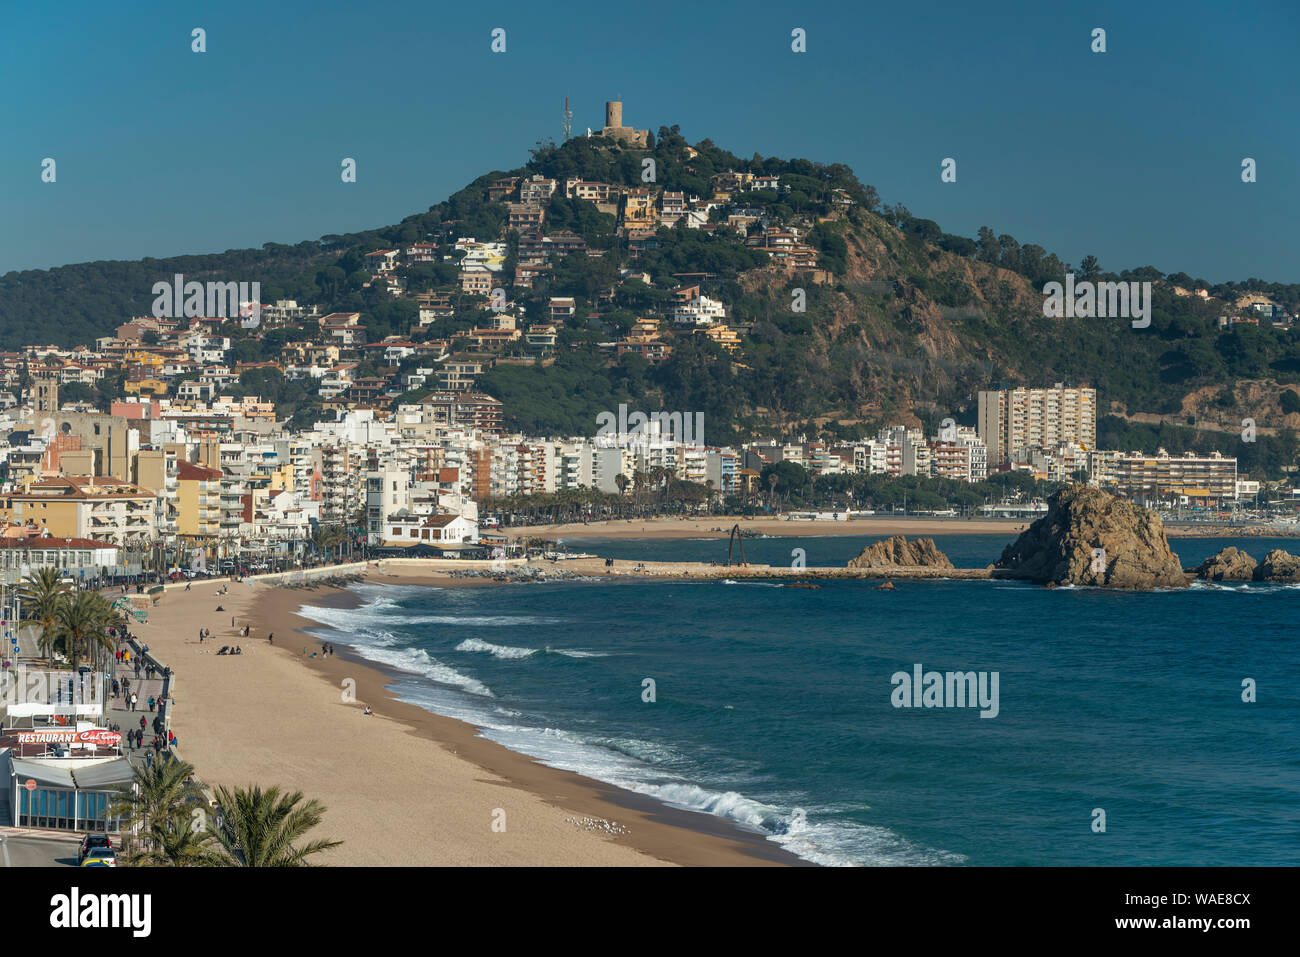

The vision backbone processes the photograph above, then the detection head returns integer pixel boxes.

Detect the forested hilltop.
[5,125,1300,455]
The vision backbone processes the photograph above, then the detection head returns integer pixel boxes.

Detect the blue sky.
[2,0,1296,282]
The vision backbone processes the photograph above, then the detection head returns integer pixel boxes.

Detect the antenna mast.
[563,96,572,141]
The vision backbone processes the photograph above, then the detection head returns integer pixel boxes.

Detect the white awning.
[5,704,103,718]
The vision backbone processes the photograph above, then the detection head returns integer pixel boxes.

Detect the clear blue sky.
[2,0,1296,283]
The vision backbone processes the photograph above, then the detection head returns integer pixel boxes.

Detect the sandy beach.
[506,515,1029,541]
[131,574,804,866]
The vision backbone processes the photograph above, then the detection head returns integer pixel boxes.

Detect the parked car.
[77,834,112,864]
[81,847,116,867]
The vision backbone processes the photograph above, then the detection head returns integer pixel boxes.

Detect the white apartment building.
[978,385,1097,466]
[672,295,727,326]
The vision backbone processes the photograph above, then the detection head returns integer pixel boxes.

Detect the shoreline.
[141,575,806,866]
[288,590,811,868]
[280,580,812,866]
[501,514,1300,542]
[504,516,1030,541]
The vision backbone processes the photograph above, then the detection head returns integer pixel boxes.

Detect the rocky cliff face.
[1194,547,1257,582]
[847,535,953,569]
[995,486,1187,589]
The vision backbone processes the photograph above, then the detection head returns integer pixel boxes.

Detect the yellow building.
[698,324,742,354]
[620,188,657,229]
[125,378,169,397]
[6,477,159,546]
[175,461,224,542]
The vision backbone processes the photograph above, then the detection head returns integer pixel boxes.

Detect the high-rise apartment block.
[978,384,1096,466]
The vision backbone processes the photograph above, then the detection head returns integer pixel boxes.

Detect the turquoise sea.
[297,535,1300,866]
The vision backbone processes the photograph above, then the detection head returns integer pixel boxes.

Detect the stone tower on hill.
[601,99,649,147]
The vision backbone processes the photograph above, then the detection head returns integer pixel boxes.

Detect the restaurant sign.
[15,728,122,747]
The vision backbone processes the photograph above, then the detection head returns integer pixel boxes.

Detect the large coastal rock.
[995,486,1187,589]
[847,535,953,569]
[1194,547,1257,582]
[1252,549,1300,583]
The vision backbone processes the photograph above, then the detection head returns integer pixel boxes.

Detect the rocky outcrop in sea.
[846,535,953,569]
[1252,549,1300,584]
[995,485,1187,589]
[1193,547,1257,582]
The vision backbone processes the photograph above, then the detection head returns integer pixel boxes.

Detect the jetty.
[549,557,1009,581]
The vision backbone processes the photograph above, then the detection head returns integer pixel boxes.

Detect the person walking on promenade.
[129,692,137,712]
[147,695,155,712]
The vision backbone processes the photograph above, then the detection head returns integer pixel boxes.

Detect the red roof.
[177,461,223,481]
[0,537,118,550]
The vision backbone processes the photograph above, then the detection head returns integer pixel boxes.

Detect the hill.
[5,124,1300,463]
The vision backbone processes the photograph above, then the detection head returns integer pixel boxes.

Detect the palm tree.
[19,567,67,666]
[133,811,212,866]
[218,533,242,563]
[309,524,345,563]
[109,758,208,862]
[50,591,119,673]
[204,784,341,866]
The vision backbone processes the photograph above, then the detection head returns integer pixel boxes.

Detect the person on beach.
[268,633,273,645]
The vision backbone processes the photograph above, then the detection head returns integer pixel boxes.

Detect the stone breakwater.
[537,557,1006,581]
